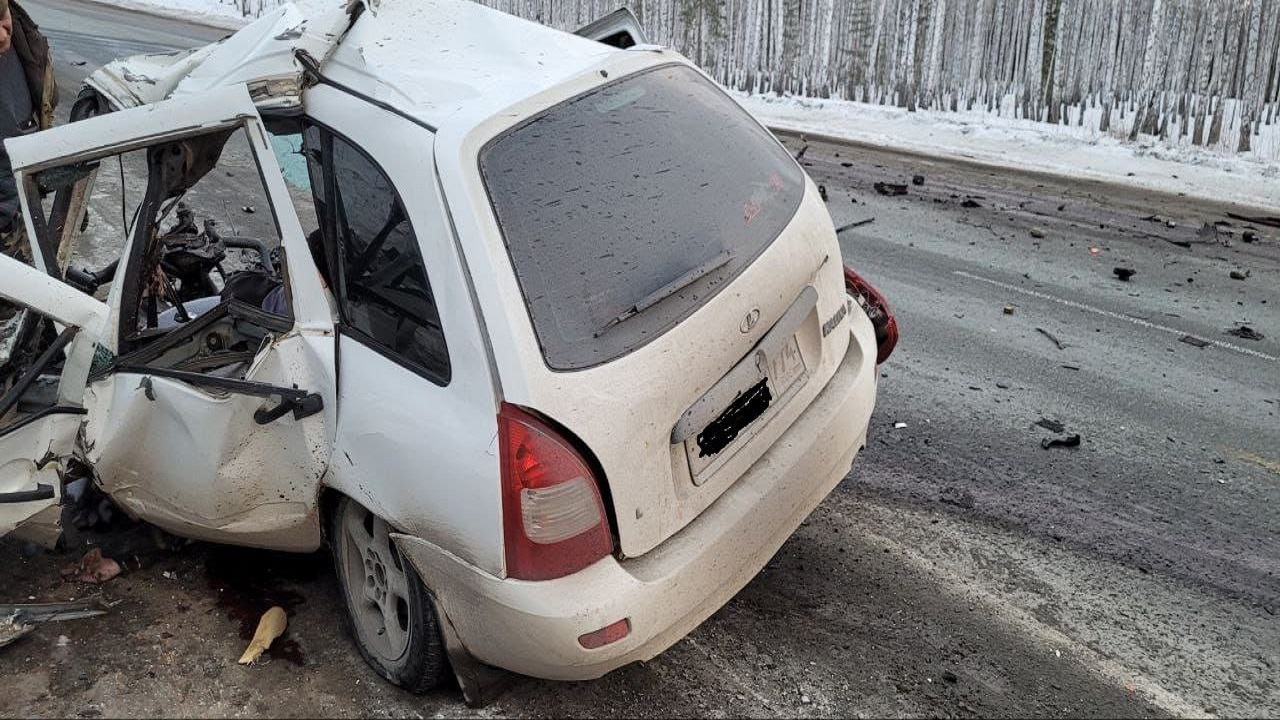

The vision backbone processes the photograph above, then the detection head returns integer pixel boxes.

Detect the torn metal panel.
[84,3,354,113]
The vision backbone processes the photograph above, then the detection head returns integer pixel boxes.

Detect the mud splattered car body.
[0,0,893,691]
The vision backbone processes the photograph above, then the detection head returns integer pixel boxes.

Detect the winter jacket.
[9,0,57,130]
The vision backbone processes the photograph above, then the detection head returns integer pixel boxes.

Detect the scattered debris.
[241,206,256,214]
[817,184,828,202]
[64,548,122,584]
[0,616,33,649]
[1041,434,1082,449]
[72,60,87,66]
[835,217,876,233]
[1229,269,1250,280]
[893,422,908,429]
[1226,325,1264,341]
[1003,305,1016,315]
[961,198,982,208]
[1179,335,1211,348]
[1242,231,1258,243]
[874,182,908,196]
[1196,223,1220,243]
[1113,267,1136,281]
[1057,204,1066,212]
[238,606,288,665]
[1226,212,1280,229]
[1162,238,1193,249]
[941,670,959,684]
[793,144,809,161]
[1034,418,1066,434]
[840,161,853,168]
[1030,227,1046,239]
[911,174,925,186]
[1035,327,1066,350]
[996,382,1010,389]
[1089,246,1102,255]
[1061,364,1080,371]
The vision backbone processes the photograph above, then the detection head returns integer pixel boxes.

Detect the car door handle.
[0,483,55,503]
[254,393,324,425]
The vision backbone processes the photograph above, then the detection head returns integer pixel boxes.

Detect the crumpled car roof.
[86,0,623,130]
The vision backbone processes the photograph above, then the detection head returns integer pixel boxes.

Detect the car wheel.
[329,495,448,692]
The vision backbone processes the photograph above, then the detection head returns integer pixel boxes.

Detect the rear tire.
[329,495,448,693]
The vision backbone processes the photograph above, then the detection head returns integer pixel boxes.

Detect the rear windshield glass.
[480,64,804,370]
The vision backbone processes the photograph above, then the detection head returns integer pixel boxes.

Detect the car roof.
[86,0,626,131]
[327,0,623,130]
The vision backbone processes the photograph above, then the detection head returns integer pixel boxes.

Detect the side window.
[305,126,450,384]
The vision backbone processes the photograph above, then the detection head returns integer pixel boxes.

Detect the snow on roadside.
[737,92,1280,214]
[81,0,1280,212]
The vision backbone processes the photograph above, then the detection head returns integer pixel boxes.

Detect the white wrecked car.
[0,0,896,694]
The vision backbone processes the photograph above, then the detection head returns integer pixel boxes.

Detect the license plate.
[687,335,807,478]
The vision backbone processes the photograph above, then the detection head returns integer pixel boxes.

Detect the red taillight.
[843,265,899,364]
[498,403,614,581]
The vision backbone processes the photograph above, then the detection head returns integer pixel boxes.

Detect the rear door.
[0,255,107,539]
[6,85,337,550]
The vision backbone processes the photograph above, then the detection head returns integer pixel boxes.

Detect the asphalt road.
[1,1,1277,717]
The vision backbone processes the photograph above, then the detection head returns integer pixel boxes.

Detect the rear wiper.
[595,250,732,338]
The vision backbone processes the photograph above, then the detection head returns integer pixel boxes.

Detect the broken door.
[7,85,336,551]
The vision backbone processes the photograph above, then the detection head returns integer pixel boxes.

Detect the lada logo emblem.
[740,309,761,333]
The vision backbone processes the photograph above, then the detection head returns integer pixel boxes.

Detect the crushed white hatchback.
[0,0,897,693]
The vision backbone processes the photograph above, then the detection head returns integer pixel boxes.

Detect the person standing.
[0,0,56,263]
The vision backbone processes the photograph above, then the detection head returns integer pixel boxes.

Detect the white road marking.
[954,270,1278,363]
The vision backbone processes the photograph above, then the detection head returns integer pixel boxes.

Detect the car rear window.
[480,64,804,371]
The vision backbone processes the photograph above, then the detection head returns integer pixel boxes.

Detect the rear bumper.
[394,321,878,681]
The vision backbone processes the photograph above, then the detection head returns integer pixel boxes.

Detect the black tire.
[328,495,449,693]
[69,87,106,123]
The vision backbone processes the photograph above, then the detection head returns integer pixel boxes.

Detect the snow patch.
[738,92,1280,213]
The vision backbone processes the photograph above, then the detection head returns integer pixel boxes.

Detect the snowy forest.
[236,0,1280,158]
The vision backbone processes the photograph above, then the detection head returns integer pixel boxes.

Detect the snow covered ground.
[737,92,1280,213]
[81,0,1280,212]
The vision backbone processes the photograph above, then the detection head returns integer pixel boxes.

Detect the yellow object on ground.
[238,606,287,665]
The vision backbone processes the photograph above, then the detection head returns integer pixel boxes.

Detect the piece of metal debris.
[1179,335,1211,348]
[0,599,113,650]
[1226,212,1280,229]
[793,144,808,161]
[1035,327,1066,350]
[1229,269,1250,280]
[1034,418,1066,434]
[1242,231,1258,243]
[893,422,908,429]
[835,217,875,233]
[0,616,33,649]
[1030,228,1046,239]
[874,182,908,197]
[1113,267,1136,281]
[912,175,925,186]
[961,198,981,208]
[239,606,288,665]
[1041,434,1081,449]
[1003,305,1016,315]
[0,599,113,624]
[1226,325,1264,341]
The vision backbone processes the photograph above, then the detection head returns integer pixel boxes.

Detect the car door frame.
[0,253,108,541]
[6,84,337,551]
